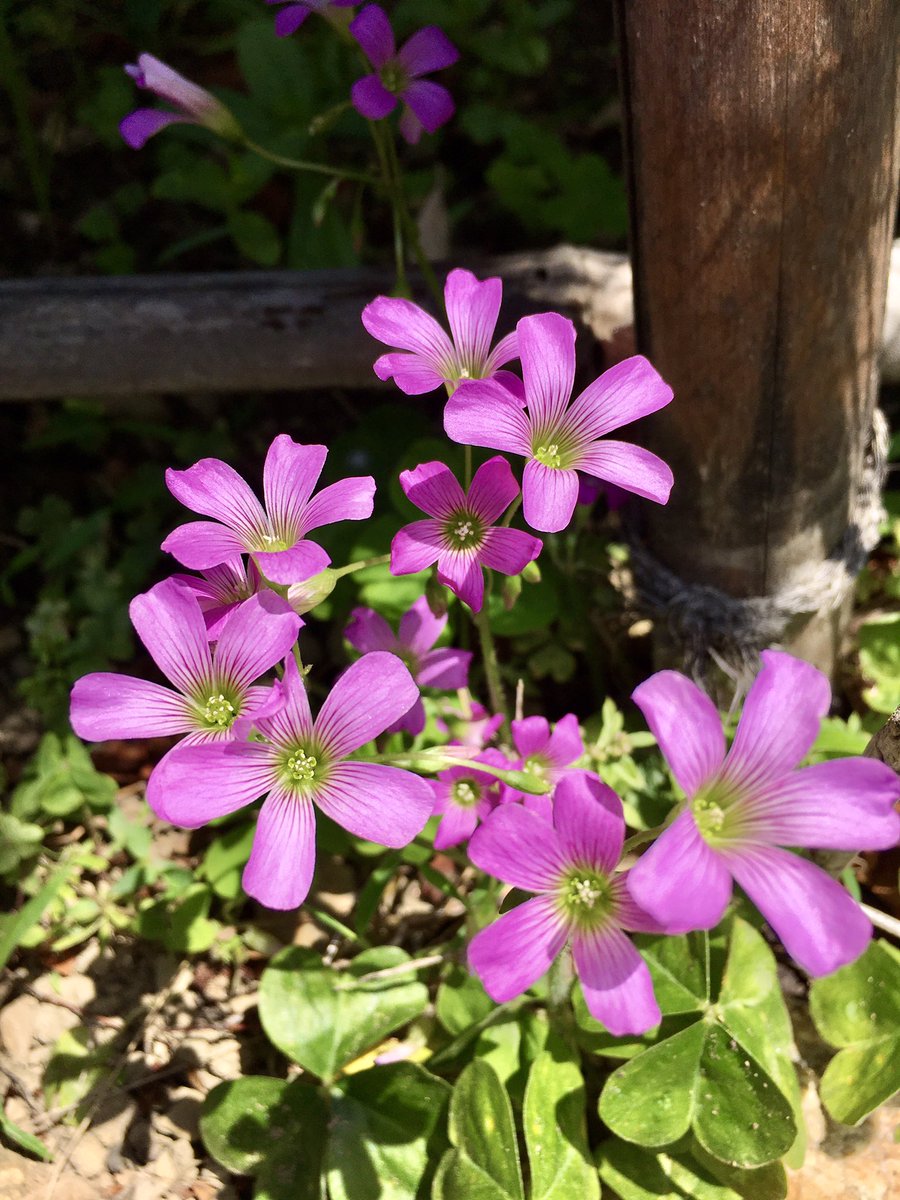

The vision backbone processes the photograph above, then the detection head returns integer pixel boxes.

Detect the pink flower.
[502,714,585,818]
[120,53,240,149]
[345,595,472,735]
[172,558,272,641]
[468,772,662,1035]
[436,699,504,749]
[627,651,900,975]
[431,748,510,849]
[444,312,674,533]
[146,653,435,909]
[162,435,375,586]
[361,268,519,395]
[69,579,300,803]
[350,5,458,144]
[265,0,354,39]
[391,457,542,612]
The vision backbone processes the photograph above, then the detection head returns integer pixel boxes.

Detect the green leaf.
[326,1062,451,1200]
[523,1050,599,1200]
[135,883,221,953]
[201,1076,326,1192]
[858,612,900,713]
[258,947,428,1081]
[43,1026,115,1120]
[0,1108,53,1161]
[599,923,797,1168]
[433,1149,514,1200]
[0,812,44,876]
[597,1138,787,1200]
[436,965,495,1036]
[229,211,281,266]
[198,821,255,900]
[442,1061,524,1200]
[0,855,77,970]
[809,939,900,1125]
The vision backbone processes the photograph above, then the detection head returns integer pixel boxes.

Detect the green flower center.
[255,531,290,553]
[201,692,238,730]
[444,509,484,551]
[535,443,562,468]
[691,777,745,846]
[523,755,548,778]
[558,866,614,930]
[286,748,318,783]
[451,779,481,808]
[380,62,410,95]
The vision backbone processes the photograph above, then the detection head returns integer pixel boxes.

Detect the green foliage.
[597,1137,787,1200]
[809,939,900,1125]
[11,733,117,825]
[523,1050,599,1200]
[434,1060,524,1200]
[258,946,430,1082]
[858,612,900,714]
[598,921,803,1169]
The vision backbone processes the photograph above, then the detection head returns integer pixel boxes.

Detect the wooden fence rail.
[1,240,897,400]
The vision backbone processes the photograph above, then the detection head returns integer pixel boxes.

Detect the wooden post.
[615,1,900,676]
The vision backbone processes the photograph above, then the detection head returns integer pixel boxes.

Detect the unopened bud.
[521,561,542,584]
[287,569,338,615]
[501,574,523,610]
[425,571,449,618]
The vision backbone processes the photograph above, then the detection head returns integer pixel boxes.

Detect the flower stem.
[333,553,391,579]
[243,138,377,186]
[472,589,508,725]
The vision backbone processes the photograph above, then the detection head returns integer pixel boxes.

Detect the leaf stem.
[472,591,508,726]
[243,138,377,186]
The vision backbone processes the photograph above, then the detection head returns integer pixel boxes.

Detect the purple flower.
[350,5,458,144]
[436,699,504,749]
[146,652,435,909]
[444,312,674,533]
[391,457,542,612]
[172,558,274,641]
[502,714,585,815]
[431,748,509,849]
[345,595,472,735]
[361,268,518,395]
[69,579,300,794]
[468,772,662,1034]
[265,0,354,39]
[162,435,376,586]
[120,53,241,150]
[627,651,900,976]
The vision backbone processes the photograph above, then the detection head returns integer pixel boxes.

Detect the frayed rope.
[627,410,889,682]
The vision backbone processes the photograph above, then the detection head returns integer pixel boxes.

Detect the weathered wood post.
[614,1,900,679]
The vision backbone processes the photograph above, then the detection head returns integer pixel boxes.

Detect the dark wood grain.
[616,0,900,604]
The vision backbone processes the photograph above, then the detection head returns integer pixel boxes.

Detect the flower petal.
[314,761,433,844]
[243,788,316,909]
[165,458,268,541]
[70,674,192,740]
[146,741,276,826]
[722,650,831,791]
[130,578,214,696]
[467,455,520,524]
[626,811,733,932]
[576,441,673,505]
[434,803,479,850]
[345,607,398,654]
[397,26,459,76]
[130,53,219,119]
[120,109,189,149]
[398,593,446,657]
[443,270,501,368]
[444,379,533,455]
[468,896,568,1002]
[161,521,249,570]
[479,527,543,576]
[351,74,397,120]
[727,845,872,976]
[315,651,420,756]
[553,773,624,872]
[213,591,301,691]
[416,647,472,689]
[391,520,444,575]
[273,4,310,38]
[301,476,376,534]
[362,295,454,363]
[572,926,661,1035]
[567,356,674,442]
[387,696,426,737]
[400,460,466,519]
[521,461,579,533]
[254,540,331,585]
[262,437,327,537]
[255,654,313,745]
[437,549,484,611]
[349,4,395,66]
[468,803,567,891]
[611,874,670,934]
[512,716,549,758]
[632,670,725,797]
[400,80,454,134]
[373,352,445,394]
[518,312,576,429]
[545,713,585,768]
[741,757,900,851]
